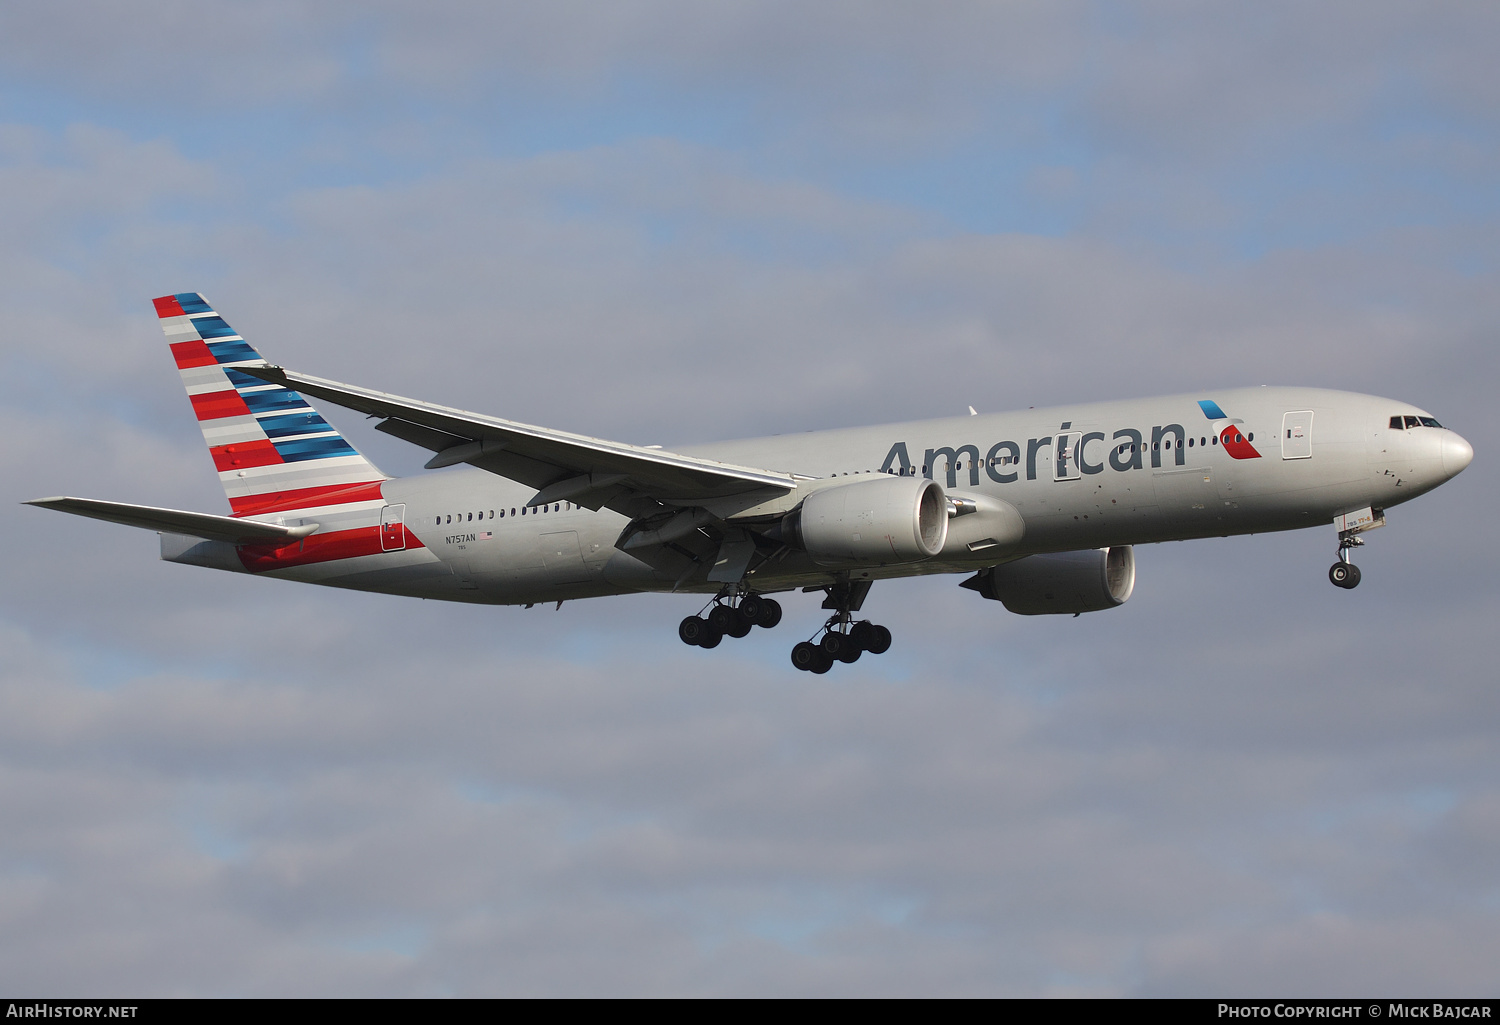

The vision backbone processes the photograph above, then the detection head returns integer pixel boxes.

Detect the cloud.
[1,547,1496,995]
[5,2,1497,162]
[0,1,345,106]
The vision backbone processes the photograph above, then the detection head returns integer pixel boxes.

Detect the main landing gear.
[788,578,892,674]
[679,593,783,649]
[1329,531,1363,589]
[677,579,894,673]
[789,619,892,674]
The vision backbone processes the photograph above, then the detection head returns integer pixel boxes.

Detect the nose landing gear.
[1329,531,1364,589]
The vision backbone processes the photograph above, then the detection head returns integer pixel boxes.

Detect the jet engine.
[781,476,948,566]
[963,546,1135,615]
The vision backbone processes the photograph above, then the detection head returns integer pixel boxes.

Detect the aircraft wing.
[237,365,798,512]
[24,497,318,546]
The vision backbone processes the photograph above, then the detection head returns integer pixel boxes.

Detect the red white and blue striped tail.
[154,293,389,518]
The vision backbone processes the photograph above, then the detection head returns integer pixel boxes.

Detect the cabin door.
[380,504,407,551]
[1054,432,1083,481]
[1282,411,1314,460]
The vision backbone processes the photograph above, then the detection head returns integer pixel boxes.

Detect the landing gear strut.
[675,578,893,672]
[789,579,892,673]
[679,592,782,649]
[1329,531,1363,589]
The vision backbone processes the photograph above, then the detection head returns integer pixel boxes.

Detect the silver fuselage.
[164,386,1471,604]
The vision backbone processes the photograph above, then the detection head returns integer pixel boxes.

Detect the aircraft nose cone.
[1441,432,1474,477]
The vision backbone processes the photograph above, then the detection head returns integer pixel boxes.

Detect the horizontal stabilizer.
[236,365,797,511]
[25,497,318,547]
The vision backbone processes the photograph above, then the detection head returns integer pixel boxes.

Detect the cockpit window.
[1419,416,1443,428]
[1390,416,1405,430]
[1404,415,1421,429]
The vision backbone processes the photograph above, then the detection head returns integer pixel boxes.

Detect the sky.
[1,0,1496,997]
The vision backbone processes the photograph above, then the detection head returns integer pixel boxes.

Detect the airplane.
[26,293,1474,674]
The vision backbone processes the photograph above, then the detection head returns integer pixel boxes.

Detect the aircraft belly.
[161,533,247,572]
[256,546,454,594]
[602,546,698,591]
[1152,467,1219,529]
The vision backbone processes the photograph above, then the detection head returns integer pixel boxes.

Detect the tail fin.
[154,293,389,517]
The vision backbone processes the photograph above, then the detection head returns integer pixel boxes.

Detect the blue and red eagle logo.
[1198,399,1261,459]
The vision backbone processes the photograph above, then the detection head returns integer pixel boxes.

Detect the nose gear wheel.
[1329,529,1365,589]
[1329,562,1361,589]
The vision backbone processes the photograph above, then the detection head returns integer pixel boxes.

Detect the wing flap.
[25,497,318,546]
[237,365,798,508]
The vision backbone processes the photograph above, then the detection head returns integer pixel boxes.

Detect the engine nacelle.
[964,546,1135,615]
[782,476,948,567]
